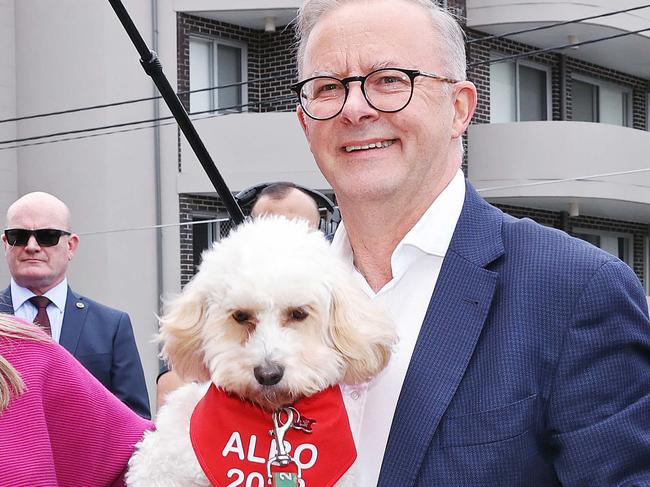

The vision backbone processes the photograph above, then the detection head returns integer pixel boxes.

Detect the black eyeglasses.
[4,228,71,247]
[291,67,459,121]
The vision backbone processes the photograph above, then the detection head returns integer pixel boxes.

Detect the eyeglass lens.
[300,69,413,120]
[4,229,69,247]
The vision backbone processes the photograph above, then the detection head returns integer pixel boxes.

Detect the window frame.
[572,227,634,266]
[571,73,632,127]
[189,35,248,114]
[191,213,233,270]
[489,53,552,123]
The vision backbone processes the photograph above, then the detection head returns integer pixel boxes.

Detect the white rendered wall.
[467,121,650,223]
[174,0,301,11]
[2,0,164,410]
[0,0,18,287]
[178,112,327,194]
[157,0,183,305]
[467,0,650,33]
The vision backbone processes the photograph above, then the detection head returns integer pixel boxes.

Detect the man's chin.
[14,274,57,293]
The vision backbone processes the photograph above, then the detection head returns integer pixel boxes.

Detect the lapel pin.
[76,302,85,309]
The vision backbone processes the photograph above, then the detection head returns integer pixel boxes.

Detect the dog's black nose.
[254,364,284,386]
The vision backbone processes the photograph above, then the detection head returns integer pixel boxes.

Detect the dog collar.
[190,384,356,487]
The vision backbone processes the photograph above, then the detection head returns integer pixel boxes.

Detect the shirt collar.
[11,278,68,312]
[394,169,465,257]
[331,169,465,290]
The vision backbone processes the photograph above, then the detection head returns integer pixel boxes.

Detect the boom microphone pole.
[107,0,245,225]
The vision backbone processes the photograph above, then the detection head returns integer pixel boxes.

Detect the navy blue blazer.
[377,182,650,486]
[0,285,150,419]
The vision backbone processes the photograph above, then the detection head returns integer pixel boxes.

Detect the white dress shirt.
[330,170,465,486]
[11,278,68,343]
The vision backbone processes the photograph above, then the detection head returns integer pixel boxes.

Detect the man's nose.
[340,83,379,123]
[25,235,41,251]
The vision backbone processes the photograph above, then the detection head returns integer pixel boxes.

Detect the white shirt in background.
[11,278,68,343]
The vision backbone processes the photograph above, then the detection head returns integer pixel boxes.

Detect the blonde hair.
[0,314,48,411]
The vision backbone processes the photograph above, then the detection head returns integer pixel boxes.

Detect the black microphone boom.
[107,0,245,225]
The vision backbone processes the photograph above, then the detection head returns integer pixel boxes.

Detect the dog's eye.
[289,308,309,321]
[232,310,252,324]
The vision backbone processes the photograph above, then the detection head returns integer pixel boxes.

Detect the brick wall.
[177,13,297,115]
[257,29,299,112]
[466,29,648,129]
[494,204,647,287]
[179,194,229,287]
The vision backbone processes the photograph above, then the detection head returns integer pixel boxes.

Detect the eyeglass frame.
[3,228,72,247]
[291,67,459,121]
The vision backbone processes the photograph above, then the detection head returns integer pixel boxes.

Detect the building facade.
[1,0,649,411]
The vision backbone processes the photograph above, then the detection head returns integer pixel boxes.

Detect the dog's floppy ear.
[328,275,396,384]
[158,277,211,382]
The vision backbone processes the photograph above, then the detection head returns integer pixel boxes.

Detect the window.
[490,56,550,122]
[572,228,632,265]
[192,215,234,269]
[572,76,631,127]
[189,37,247,113]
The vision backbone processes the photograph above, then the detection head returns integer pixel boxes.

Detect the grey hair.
[295,0,467,81]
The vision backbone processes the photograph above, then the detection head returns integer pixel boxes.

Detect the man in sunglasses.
[1,192,150,419]
[293,0,650,485]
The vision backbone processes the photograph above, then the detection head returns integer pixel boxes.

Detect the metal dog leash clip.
[267,407,302,486]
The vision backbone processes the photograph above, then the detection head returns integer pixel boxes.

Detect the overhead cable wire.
[3,5,649,124]
[467,4,650,44]
[3,27,649,145]
[476,167,650,193]
[469,26,650,67]
[72,167,650,237]
[3,26,648,130]
[0,93,297,145]
[76,217,230,237]
[0,94,298,151]
[0,76,288,124]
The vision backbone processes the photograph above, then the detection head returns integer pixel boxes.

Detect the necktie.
[29,295,52,336]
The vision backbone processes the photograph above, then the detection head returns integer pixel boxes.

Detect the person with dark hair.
[0,313,152,486]
[292,0,650,485]
[250,182,321,230]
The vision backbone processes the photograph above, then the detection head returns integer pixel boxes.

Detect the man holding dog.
[294,0,650,485]
[1,192,150,418]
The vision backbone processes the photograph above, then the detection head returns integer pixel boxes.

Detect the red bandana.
[190,385,356,487]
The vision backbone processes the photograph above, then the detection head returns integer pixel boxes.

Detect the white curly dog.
[126,217,396,487]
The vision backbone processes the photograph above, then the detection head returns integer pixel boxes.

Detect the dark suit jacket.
[377,182,650,486]
[0,285,151,419]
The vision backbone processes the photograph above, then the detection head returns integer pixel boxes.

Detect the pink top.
[0,333,153,486]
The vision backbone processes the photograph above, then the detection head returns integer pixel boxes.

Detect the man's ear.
[451,81,477,140]
[297,106,309,136]
[67,234,79,259]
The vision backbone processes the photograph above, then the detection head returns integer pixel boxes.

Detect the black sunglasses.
[4,228,71,247]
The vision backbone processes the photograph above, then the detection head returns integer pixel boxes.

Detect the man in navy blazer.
[294,0,650,485]
[1,192,150,419]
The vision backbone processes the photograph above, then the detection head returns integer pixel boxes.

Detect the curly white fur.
[126,217,396,487]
